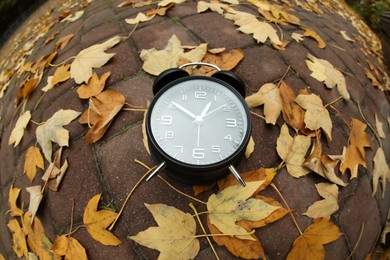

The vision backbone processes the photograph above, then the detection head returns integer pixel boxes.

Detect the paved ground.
[0,0,389,259]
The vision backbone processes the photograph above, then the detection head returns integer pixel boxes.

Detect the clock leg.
[146,161,166,181]
[228,165,246,187]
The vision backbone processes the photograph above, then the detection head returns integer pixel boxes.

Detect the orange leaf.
[348,118,371,158]
[287,217,342,259]
[77,71,111,99]
[279,81,305,131]
[24,146,44,182]
[339,145,367,179]
[83,194,121,246]
[55,34,74,50]
[52,235,87,260]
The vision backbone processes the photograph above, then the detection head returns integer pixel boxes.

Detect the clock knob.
[211,70,246,98]
[152,68,189,95]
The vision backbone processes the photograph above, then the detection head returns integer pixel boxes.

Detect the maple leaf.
[42,64,71,92]
[8,184,23,217]
[140,34,207,75]
[207,181,280,241]
[306,54,350,100]
[303,183,339,218]
[51,235,87,260]
[24,146,44,182]
[375,114,386,139]
[36,109,80,162]
[224,10,282,46]
[83,194,121,246]
[245,83,283,125]
[26,185,43,223]
[7,219,28,258]
[77,71,110,99]
[70,35,122,84]
[279,81,305,131]
[125,12,155,24]
[276,124,311,178]
[79,90,125,143]
[8,110,31,147]
[129,203,200,259]
[287,217,342,259]
[295,93,333,141]
[348,118,371,157]
[302,26,326,48]
[42,148,69,192]
[292,32,304,42]
[372,147,390,198]
[197,1,232,14]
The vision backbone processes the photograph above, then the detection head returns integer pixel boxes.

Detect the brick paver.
[0,0,389,259]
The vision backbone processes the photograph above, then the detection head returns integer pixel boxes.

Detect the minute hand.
[204,104,227,118]
[171,101,196,119]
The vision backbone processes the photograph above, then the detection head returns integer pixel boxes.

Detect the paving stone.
[81,21,122,47]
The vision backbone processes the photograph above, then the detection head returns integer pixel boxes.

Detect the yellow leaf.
[197,1,232,14]
[125,12,155,24]
[348,118,371,158]
[303,183,339,218]
[77,71,110,99]
[306,54,350,100]
[207,181,280,241]
[83,194,121,246]
[9,110,31,147]
[70,35,122,84]
[245,136,255,159]
[245,83,283,125]
[372,147,390,198]
[24,146,44,182]
[276,124,311,178]
[42,64,71,92]
[7,219,28,258]
[36,109,81,162]
[295,93,333,141]
[339,145,367,179]
[51,235,87,260]
[129,203,199,259]
[287,217,342,259]
[55,34,74,50]
[302,26,326,48]
[8,184,23,217]
[292,32,304,42]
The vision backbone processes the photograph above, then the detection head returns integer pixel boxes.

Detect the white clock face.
[150,78,249,166]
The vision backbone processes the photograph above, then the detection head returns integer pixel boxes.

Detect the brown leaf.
[279,81,305,131]
[77,71,111,99]
[348,118,371,158]
[339,145,367,179]
[55,34,74,50]
[24,146,44,182]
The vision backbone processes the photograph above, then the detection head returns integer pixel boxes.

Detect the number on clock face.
[150,79,248,166]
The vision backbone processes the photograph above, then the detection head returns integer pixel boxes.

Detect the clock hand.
[193,102,212,123]
[171,101,196,119]
[203,103,227,118]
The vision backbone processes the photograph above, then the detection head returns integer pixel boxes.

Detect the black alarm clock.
[145,62,251,186]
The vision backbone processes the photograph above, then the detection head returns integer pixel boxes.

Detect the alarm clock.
[145,62,251,186]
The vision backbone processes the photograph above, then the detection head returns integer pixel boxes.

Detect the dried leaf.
[348,118,371,157]
[340,30,354,42]
[26,185,43,223]
[129,203,199,259]
[55,34,74,50]
[292,32,304,42]
[207,181,280,240]
[372,147,390,198]
[306,54,350,100]
[70,35,122,84]
[61,10,84,22]
[375,114,386,139]
[197,1,232,14]
[279,81,305,131]
[9,111,31,147]
[8,184,23,217]
[287,217,342,259]
[125,12,155,24]
[117,0,133,7]
[7,219,28,258]
[158,0,186,7]
[83,194,121,246]
[245,83,282,125]
[147,3,175,16]
[51,235,87,260]
[42,64,71,92]
[302,26,326,48]
[245,136,255,159]
[276,124,311,178]
[303,183,339,218]
[77,71,110,99]
[24,146,44,182]
[36,109,81,162]
[339,145,366,179]
[295,93,333,141]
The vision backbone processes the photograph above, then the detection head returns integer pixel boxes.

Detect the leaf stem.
[346,223,364,259]
[250,111,267,121]
[194,230,255,239]
[49,56,76,67]
[68,198,75,236]
[30,120,45,126]
[277,65,291,88]
[63,225,85,237]
[189,203,219,260]
[270,183,303,235]
[34,91,47,111]
[324,96,343,109]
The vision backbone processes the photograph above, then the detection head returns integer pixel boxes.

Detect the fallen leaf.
[42,64,71,92]
[26,185,43,223]
[77,71,110,99]
[375,114,386,139]
[276,124,311,178]
[245,136,255,159]
[24,146,44,182]
[158,0,186,7]
[303,183,339,218]
[125,12,155,24]
[224,10,282,46]
[372,147,390,198]
[117,0,133,7]
[79,90,125,143]
[51,235,87,260]
[245,83,283,125]
[295,93,333,141]
[61,10,84,23]
[20,77,40,99]
[129,203,199,259]
[8,184,23,217]
[55,34,74,50]
[364,68,379,87]
[306,54,350,100]
[381,211,390,244]
[36,109,81,162]
[83,194,121,246]
[7,219,28,258]
[197,1,232,14]
[207,181,280,241]
[70,35,122,84]
[340,30,355,42]
[348,118,371,158]
[42,148,69,192]
[9,111,31,147]
[287,217,342,259]
[147,3,175,16]
[339,145,367,179]
[133,0,153,7]
[279,81,305,131]
[302,26,326,48]
[292,32,304,42]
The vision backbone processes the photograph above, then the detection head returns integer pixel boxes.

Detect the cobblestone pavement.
[0,0,389,259]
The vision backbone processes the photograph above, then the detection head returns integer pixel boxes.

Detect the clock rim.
[146,76,252,182]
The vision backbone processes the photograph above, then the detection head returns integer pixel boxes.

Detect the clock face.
[149,77,250,167]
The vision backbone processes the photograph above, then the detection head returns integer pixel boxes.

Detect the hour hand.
[171,101,196,119]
